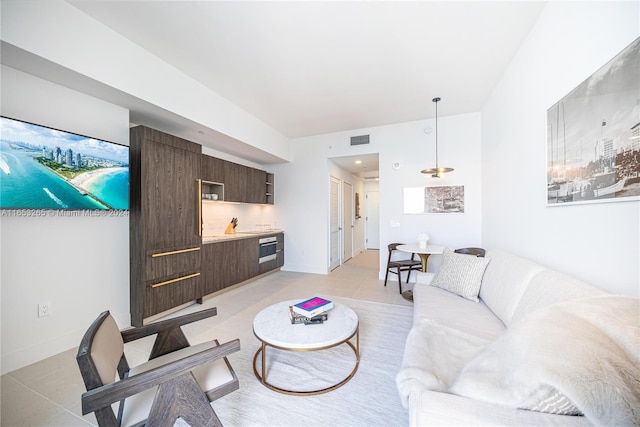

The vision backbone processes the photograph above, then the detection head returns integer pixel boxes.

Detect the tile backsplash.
[201,201,276,236]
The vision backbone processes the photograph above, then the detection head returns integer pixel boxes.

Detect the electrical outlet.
[38,302,52,317]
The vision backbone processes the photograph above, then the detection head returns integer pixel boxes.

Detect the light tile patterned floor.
[1,250,413,426]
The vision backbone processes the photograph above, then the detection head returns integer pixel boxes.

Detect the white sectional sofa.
[396,249,640,426]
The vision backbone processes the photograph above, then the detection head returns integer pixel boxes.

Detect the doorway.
[328,154,379,271]
[365,189,380,249]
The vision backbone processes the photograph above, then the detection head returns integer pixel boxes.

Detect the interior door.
[329,176,340,271]
[342,181,353,263]
[365,190,380,249]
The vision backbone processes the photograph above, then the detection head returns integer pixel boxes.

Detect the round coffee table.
[252,299,359,396]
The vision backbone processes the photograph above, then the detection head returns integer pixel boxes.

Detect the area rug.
[196,297,413,427]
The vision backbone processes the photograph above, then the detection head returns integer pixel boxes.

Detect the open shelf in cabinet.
[266,173,274,205]
[202,180,224,201]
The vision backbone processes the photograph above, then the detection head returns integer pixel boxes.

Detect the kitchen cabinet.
[201,243,223,295]
[202,155,224,183]
[202,233,283,295]
[276,233,284,267]
[223,161,247,202]
[266,173,274,205]
[201,154,273,204]
[247,167,267,204]
[130,126,202,326]
[202,237,260,294]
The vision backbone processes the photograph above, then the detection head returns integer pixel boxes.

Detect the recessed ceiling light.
[355,160,362,164]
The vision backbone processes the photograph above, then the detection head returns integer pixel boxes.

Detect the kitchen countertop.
[202,229,283,244]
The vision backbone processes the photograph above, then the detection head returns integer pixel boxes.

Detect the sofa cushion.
[479,250,545,327]
[510,270,605,325]
[450,295,640,425]
[413,283,506,341]
[409,390,592,426]
[397,283,506,410]
[429,248,490,302]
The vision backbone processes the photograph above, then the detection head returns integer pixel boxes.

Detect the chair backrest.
[387,243,402,262]
[388,243,402,252]
[387,242,418,264]
[77,311,125,391]
[454,247,486,257]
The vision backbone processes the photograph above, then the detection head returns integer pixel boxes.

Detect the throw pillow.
[429,248,490,302]
[518,385,583,416]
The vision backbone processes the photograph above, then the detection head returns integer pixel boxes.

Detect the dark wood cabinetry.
[276,233,284,268]
[130,126,202,326]
[223,161,247,202]
[130,127,277,325]
[201,243,222,295]
[247,168,267,204]
[202,154,272,204]
[266,173,274,205]
[203,234,282,294]
[201,155,224,183]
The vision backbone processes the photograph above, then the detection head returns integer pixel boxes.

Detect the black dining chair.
[454,247,486,257]
[384,243,423,294]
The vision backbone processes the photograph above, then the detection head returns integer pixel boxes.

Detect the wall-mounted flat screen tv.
[0,116,129,210]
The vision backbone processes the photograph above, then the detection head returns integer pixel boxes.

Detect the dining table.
[395,244,445,301]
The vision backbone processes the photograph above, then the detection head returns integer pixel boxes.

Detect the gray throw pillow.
[429,248,490,302]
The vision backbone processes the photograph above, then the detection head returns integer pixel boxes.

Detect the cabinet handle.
[197,178,202,237]
[150,272,201,288]
[151,247,201,257]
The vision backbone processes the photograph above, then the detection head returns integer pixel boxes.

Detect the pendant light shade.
[421,97,454,178]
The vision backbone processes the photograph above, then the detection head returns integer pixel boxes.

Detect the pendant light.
[421,97,454,178]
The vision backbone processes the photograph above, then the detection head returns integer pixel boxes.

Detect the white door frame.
[342,180,353,263]
[329,175,341,271]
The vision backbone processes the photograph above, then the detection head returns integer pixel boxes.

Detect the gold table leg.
[261,341,267,382]
[418,253,431,272]
[402,253,432,301]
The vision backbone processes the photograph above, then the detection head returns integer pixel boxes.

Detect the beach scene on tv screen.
[0,117,129,210]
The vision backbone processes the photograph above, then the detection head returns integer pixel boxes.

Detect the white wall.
[0,66,131,374]
[1,0,290,162]
[482,1,640,297]
[273,112,483,277]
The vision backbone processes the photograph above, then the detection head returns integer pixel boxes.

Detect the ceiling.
[330,153,380,179]
[35,2,547,173]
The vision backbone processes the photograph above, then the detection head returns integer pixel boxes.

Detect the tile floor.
[1,249,413,426]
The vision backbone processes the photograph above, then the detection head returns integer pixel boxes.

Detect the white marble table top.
[253,299,358,349]
[396,244,445,255]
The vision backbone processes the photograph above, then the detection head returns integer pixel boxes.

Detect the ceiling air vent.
[350,134,370,146]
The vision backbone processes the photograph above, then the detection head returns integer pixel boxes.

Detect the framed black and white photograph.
[404,185,465,213]
[546,37,640,206]
[424,185,465,213]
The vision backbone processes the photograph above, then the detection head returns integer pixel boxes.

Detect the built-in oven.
[258,236,278,263]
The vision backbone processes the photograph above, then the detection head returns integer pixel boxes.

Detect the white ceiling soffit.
[69,1,546,140]
[330,153,380,178]
[0,41,285,165]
